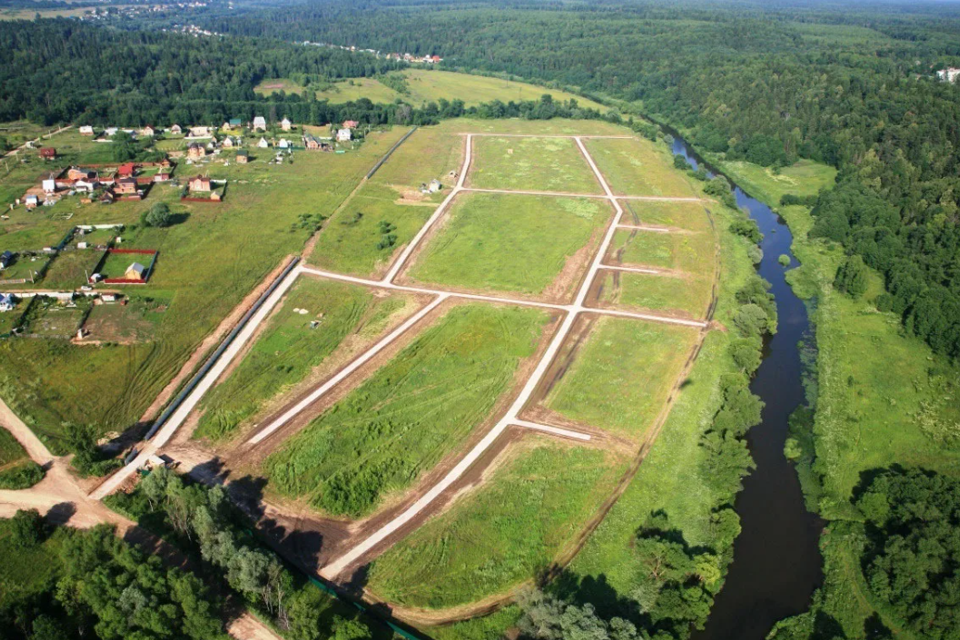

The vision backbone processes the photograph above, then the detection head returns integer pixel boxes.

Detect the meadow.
[259,69,608,111]
[41,250,105,288]
[0,126,408,453]
[408,193,611,298]
[367,126,464,202]
[194,277,417,442]
[467,136,601,193]
[596,270,713,319]
[620,199,714,233]
[607,227,714,273]
[367,442,628,608]
[264,303,551,517]
[584,137,696,197]
[545,317,700,439]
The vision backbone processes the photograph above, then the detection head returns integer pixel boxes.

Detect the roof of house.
[39,147,56,155]
[126,262,146,275]
[237,149,249,156]
[118,162,136,173]
[229,118,242,126]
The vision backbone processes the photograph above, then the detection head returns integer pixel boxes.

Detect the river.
[668,136,825,640]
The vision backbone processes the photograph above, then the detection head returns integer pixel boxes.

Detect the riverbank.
[702,150,960,638]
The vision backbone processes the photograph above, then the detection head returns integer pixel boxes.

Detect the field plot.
[468,136,601,194]
[264,304,552,518]
[585,137,696,197]
[593,269,713,319]
[80,296,168,344]
[41,250,104,288]
[368,127,464,203]
[541,316,700,439]
[406,193,611,299]
[367,441,628,609]
[20,299,87,338]
[309,183,434,277]
[607,227,713,273]
[620,199,713,232]
[195,278,420,443]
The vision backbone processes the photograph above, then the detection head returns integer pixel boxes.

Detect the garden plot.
[405,193,612,300]
[194,277,421,443]
[366,440,628,609]
[467,136,601,194]
[79,295,168,344]
[19,297,89,338]
[263,303,553,518]
[584,137,696,197]
[42,250,105,289]
[539,316,700,440]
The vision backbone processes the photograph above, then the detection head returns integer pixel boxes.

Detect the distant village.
[301,41,443,65]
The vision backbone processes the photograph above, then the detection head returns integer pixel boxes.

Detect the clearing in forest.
[467,136,602,193]
[405,193,612,299]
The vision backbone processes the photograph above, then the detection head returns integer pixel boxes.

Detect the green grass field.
[368,126,464,200]
[308,182,433,277]
[367,442,628,608]
[545,317,700,439]
[584,137,696,197]
[194,278,417,442]
[467,136,602,193]
[0,126,409,453]
[0,426,27,468]
[597,270,713,319]
[264,303,550,517]
[41,250,104,288]
[261,69,607,111]
[608,227,714,273]
[438,118,629,137]
[620,199,713,233]
[408,193,611,297]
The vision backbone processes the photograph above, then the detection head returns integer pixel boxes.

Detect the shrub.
[0,459,44,489]
[9,508,45,547]
[141,202,172,228]
[834,255,868,299]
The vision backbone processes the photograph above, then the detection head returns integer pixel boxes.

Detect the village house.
[189,176,212,192]
[190,126,212,138]
[281,117,292,131]
[169,124,183,135]
[236,150,249,164]
[79,125,95,136]
[153,172,171,182]
[342,120,359,129]
[114,178,139,195]
[39,147,56,160]
[0,293,16,313]
[125,262,146,281]
[117,162,136,178]
[336,128,352,142]
[75,179,99,193]
[141,126,155,137]
[937,67,960,82]
[278,138,290,149]
[258,137,270,149]
[221,136,234,148]
[42,174,57,193]
[253,116,267,131]
[68,167,96,181]
[25,195,39,208]
[187,143,206,160]
[0,251,13,269]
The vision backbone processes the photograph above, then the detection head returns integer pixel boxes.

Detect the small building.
[221,136,234,148]
[281,117,292,131]
[278,138,290,149]
[257,137,269,149]
[141,126,155,137]
[75,179,99,193]
[169,124,183,135]
[303,134,322,150]
[428,179,442,193]
[125,262,147,281]
[39,147,56,160]
[42,178,56,193]
[117,162,136,178]
[253,116,267,131]
[79,125,95,136]
[236,150,249,164]
[115,178,138,195]
[101,293,118,303]
[25,194,39,208]
[68,167,95,181]
[0,293,16,313]
[187,143,206,160]
[336,128,352,142]
[190,126,212,137]
[0,251,13,269]
[937,67,960,83]
[342,120,359,129]
[189,176,212,192]
[153,172,171,182]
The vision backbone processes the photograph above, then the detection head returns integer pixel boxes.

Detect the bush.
[730,217,762,244]
[778,254,791,267]
[0,459,44,489]
[673,154,691,171]
[9,508,45,547]
[834,255,868,299]
[142,202,172,228]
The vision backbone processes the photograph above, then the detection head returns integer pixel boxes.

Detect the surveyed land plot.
[405,193,612,300]
[542,316,701,439]
[369,127,464,202]
[308,183,434,278]
[607,227,714,273]
[467,136,602,194]
[585,137,696,197]
[593,269,713,320]
[620,199,713,233]
[193,277,421,443]
[263,303,554,519]
[366,440,628,609]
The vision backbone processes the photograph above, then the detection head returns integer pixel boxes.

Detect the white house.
[253,116,267,131]
[937,67,960,83]
[336,128,352,142]
[281,117,292,131]
[169,124,183,135]
[0,294,16,313]
[221,136,234,148]
[257,137,270,149]
[42,178,56,193]
[75,179,99,193]
[278,138,290,149]
[25,195,39,207]
[79,125,95,136]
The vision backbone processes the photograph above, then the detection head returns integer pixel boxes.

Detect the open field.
[0,126,410,452]
[543,317,701,438]
[437,118,629,137]
[407,193,611,298]
[307,182,434,277]
[367,441,628,609]
[368,126,464,203]
[607,227,713,273]
[585,137,696,197]
[41,250,105,288]
[194,278,419,442]
[594,270,713,319]
[468,136,601,193]
[259,70,608,111]
[80,296,166,343]
[264,303,552,517]
[620,199,713,232]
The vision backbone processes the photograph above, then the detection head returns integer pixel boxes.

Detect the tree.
[9,508,45,547]
[141,202,172,228]
[834,255,868,299]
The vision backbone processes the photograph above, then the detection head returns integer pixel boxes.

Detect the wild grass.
[468,136,602,193]
[597,270,713,319]
[584,137,696,197]
[264,304,551,517]
[194,278,416,442]
[409,193,610,297]
[608,227,714,273]
[367,442,628,608]
[368,126,464,197]
[620,199,713,233]
[545,317,700,439]
[41,250,104,288]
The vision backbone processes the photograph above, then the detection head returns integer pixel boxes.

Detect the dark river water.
[668,136,825,640]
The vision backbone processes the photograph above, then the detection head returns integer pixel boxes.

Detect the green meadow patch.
[468,136,601,193]
[585,137,696,197]
[597,270,713,319]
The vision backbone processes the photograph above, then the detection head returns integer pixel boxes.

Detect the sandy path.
[461,186,704,202]
[0,398,54,463]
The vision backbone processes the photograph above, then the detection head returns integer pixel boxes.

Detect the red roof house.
[39,147,56,160]
[342,120,360,129]
[117,163,136,177]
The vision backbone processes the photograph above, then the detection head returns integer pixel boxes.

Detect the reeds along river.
[667,135,825,640]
